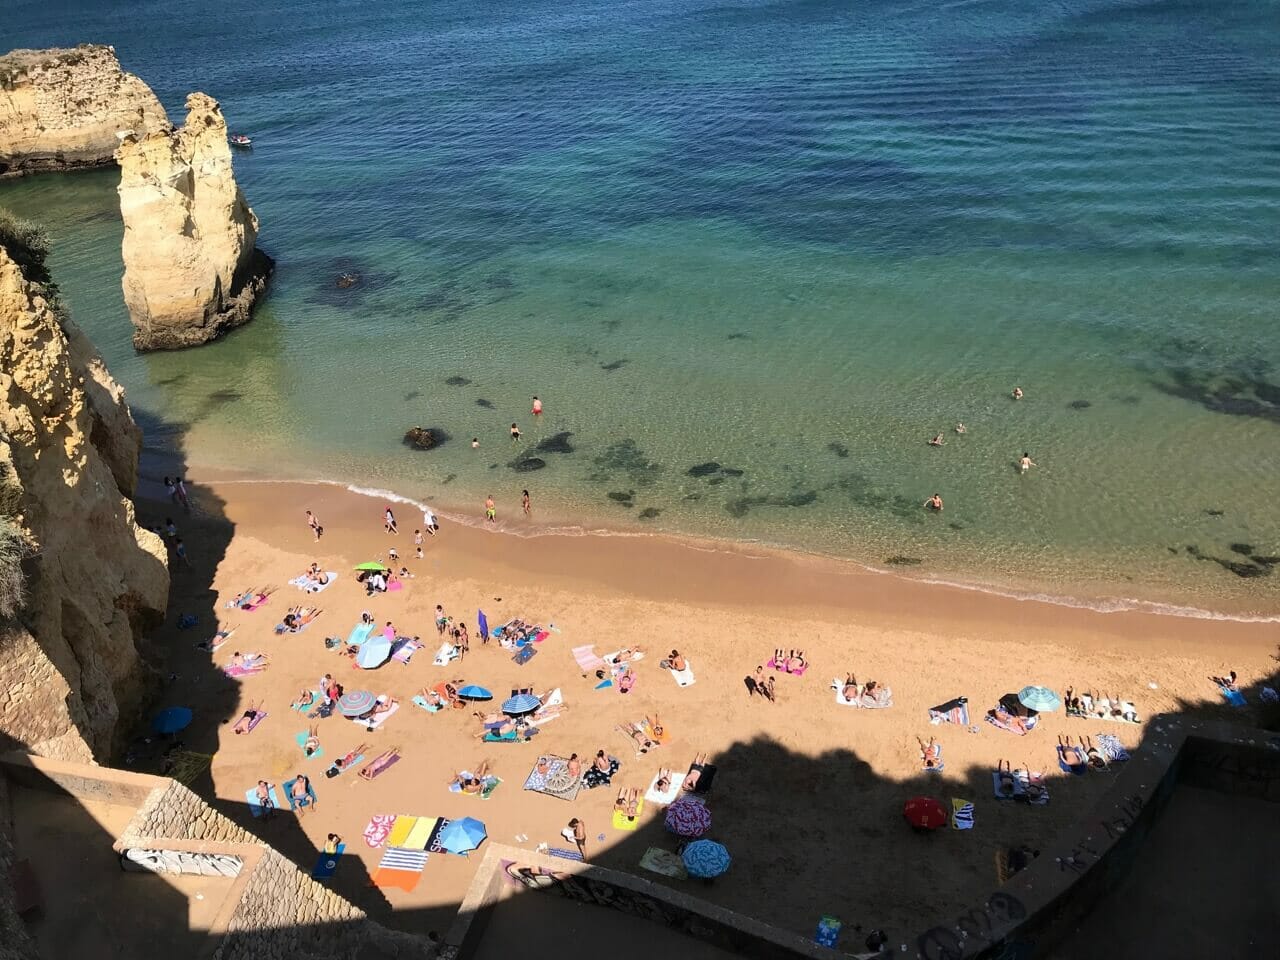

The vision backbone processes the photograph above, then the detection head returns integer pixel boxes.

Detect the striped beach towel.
[929,697,970,727]
[1095,733,1130,762]
[572,644,606,674]
[547,847,584,862]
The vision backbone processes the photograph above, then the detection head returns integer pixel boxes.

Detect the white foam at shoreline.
[202,475,1280,625]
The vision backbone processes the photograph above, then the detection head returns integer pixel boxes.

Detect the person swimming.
[955,422,967,434]
[1019,452,1036,473]
[929,433,945,446]
[924,493,944,511]
[532,396,543,415]
[1012,386,1024,400]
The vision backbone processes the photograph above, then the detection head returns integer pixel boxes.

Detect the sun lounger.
[283,778,318,812]
[312,843,345,880]
[325,753,364,779]
[434,642,459,666]
[766,657,807,676]
[984,709,1037,735]
[512,645,537,666]
[523,756,583,801]
[667,662,695,687]
[351,698,399,731]
[289,572,339,594]
[572,644,606,674]
[411,695,442,713]
[612,799,644,831]
[582,756,620,789]
[359,751,401,780]
[294,731,323,760]
[245,785,281,818]
[929,697,970,727]
[644,772,685,806]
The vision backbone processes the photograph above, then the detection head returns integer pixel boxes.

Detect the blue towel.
[1057,746,1087,776]
[347,621,375,647]
[547,847,584,862]
[1220,686,1246,707]
[512,645,537,666]
[411,695,442,713]
[283,778,318,811]
[246,785,280,817]
[312,843,345,880]
[294,731,324,760]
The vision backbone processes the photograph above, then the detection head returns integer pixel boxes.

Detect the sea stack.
[116,92,273,350]
[0,44,168,178]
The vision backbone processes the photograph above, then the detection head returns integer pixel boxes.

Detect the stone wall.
[0,45,167,177]
[0,773,40,960]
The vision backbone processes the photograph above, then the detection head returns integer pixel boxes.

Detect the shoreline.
[151,450,1280,627]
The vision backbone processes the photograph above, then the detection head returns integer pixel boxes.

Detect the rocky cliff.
[117,92,273,350]
[0,239,169,762]
[0,44,168,178]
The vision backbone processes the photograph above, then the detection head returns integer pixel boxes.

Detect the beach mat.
[164,750,213,786]
[1095,733,1130,762]
[766,657,807,676]
[450,775,501,799]
[312,843,345,880]
[1220,686,1247,707]
[572,644,606,674]
[644,772,685,806]
[294,730,323,760]
[346,621,375,648]
[546,847,584,862]
[639,847,687,879]
[832,681,894,709]
[290,572,338,594]
[246,785,280,818]
[350,699,399,731]
[523,757,583,801]
[325,753,364,779]
[391,638,423,663]
[512,645,537,666]
[612,799,644,831]
[411,695,442,714]
[951,799,975,830]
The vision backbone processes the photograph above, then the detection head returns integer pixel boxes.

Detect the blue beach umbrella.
[501,692,541,716]
[1017,686,1061,713]
[356,635,393,669]
[439,817,487,855]
[682,840,731,878]
[458,685,493,702]
[152,707,193,735]
[337,690,377,717]
[477,610,489,641]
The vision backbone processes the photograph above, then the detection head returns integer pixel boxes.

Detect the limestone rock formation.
[0,44,168,178]
[117,92,273,350]
[0,244,169,762]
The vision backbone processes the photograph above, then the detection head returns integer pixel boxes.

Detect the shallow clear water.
[3,0,1279,613]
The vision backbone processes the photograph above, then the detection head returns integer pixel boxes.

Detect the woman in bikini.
[1082,735,1108,770]
[918,736,941,769]
[451,760,493,793]
[302,726,321,757]
[842,674,862,701]
[617,722,654,754]
[614,786,640,821]
[617,667,636,693]
[591,750,612,774]
[666,650,687,671]
[655,768,673,794]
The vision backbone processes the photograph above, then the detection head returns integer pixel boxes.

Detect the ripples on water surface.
[3,0,1278,613]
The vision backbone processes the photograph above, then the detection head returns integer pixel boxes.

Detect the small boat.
[229,134,252,147]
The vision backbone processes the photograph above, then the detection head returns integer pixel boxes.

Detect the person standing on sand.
[384,507,398,534]
[510,423,521,442]
[1018,452,1037,473]
[924,493,944,512]
[176,477,191,512]
[164,476,178,504]
[532,396,543,416]
[564,818,587,859]
[306,510,323,541]
[522,489,531,516]
[485,495,496,524]
[414,529,424,559]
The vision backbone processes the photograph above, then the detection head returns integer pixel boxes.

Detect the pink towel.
[363,814,395,848]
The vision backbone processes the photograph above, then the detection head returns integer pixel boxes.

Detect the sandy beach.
[137,474,1278,940]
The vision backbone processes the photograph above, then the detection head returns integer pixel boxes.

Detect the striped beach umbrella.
[502,692,541,716]
[664,796,712,838]
[337,690,377,717]
[1017,685,1061,713]
[682,840,731,878]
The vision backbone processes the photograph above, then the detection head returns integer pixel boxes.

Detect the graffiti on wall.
[122,848,243,877]
[916,892,1028,960]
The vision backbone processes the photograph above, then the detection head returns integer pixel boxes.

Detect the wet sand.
[144,476,1278,940]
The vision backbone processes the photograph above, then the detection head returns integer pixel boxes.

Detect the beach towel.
[572,644,606,674]
[289,572,338,594]
[294,731,323,760]
[921,742,944,774]
[686,762,717,794]
[1219,685,1247,707]
[951,798,975,830]
[391,638,423,663]
[523,757,583,801]
[638,847,686,879]
[612,799,644,831]
[386,816,418,848]
[766,657,808,676]
[450,774,502,799]
[283,778,317,812]
[363,814,396,848]
[224,663,267,679]
[985,709,1037,735]
[667,662,696,687]
[484,728,527,743]
[1016,769,1050,804]
[227,593,269,612]
[1057,745,1088,776]
[1095,733,1130,762]
[403,816,437,850]
[325,753,364,779]
[433,642,459,666]
[411,695,442,714]
[351,698,399,731]
[371,842,428,892]
[644,772,685,806]
[164,750,213,786]
[594,678,614,690]
[832,680,894,709]
[582,756,620,789]
[346,621,376,648]
[603,650,645,665]
[237,710,268,733]
[387,579,403,592]
[359,751,401,780]
[512,645,537,666]
[246,785,281,818]
[312,843,345,880]
[929,697,970,727]
[641,719,668,745]
[547,847,584,862]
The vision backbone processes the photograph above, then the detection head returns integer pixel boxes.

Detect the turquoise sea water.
[3,0,1279,614]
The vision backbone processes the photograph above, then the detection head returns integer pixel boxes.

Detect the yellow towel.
[611,799,644,831]
[404,816,436,850]
[387,815,418,848]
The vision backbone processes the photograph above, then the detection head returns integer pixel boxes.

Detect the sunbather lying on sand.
[228,651,269,671]
[1211,670,1239,691]
[279,605,322,632]
[774,649,807,672]
[234,701,265,734]
[227,588,270,609]
[614,786,640,822]
[617,722,654,754]
[255,780,275,817]
[302,726,321,757]
[1082,735,1108,769]
[918,736,941,769]
[333,744,368,770]
[449,760,494,794]
[197,626,236,652]
[994,706,1031,733]
[611,647,644,663]
[842,674,862,701]
[1058,735,1087,774]
[654,768,673,793]
[292,688,318,711]
[682,753,711,792]
[358,696,399,721]
[617,667,636,693]
[996,759,1016,797]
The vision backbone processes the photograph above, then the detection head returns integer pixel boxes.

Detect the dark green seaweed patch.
[444,376,472,387]
[607,490,635,507]
[638,507,661,520]
[590,439,662,487]
[475,398,495,409]
[1185,543,1275,579]
[1068,399,1091,410]
[687,462,721,478]
[885,556,923,566]
[725,490,818,518]
[600,359,629,372]
[509,456,546,472]
[827,442,849,458]
[535,432,575,455]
